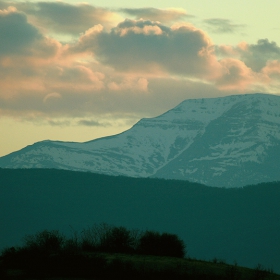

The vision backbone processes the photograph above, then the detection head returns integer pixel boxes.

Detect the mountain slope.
[153,95,280,186]
[1,93,280,187]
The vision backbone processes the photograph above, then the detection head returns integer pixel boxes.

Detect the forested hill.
[1,168,280,272]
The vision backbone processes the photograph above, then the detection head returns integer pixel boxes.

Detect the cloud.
[216,58,257,90]
[107,77,148,92]
[120,7,192,23]
[204,18,246,34]
[44,65,105,92]
[262,60,280,82]
[0,6,63,101]
[217,39,280,76]
[0,2,280,125]
[239,39,280,72]
[43,92,62,103]
[73,19,220,78]
[0,5,61,60]
[1,1,122,35]
[77,119,110,127]
[0,68,224,121]
[48,119,70,126]
[0,6,41,55]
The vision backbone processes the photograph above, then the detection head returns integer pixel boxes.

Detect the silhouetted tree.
[81,224,138,253]
[101,226,134,253]
[160,232,186,258]
[137,231,185,258]
[23,230,65,253]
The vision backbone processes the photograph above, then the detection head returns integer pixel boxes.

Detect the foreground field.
[2,251,280,280]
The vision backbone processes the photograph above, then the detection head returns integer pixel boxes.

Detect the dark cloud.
[0,7,41,55]
[241,39,280,72]
[2,1,120,35]
[0,6,60,60]
[218,39,280,73]
[74,19,219,78]
[204,18,245,33]
[120,7,192,22]
[48,119,70,126]
[77,120,110,127]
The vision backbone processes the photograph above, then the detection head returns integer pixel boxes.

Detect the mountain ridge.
[1,93,280,187]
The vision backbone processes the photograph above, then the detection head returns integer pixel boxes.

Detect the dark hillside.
[2,249,280,279]
[0,168,280,272]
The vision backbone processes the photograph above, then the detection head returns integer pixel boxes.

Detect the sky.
[1,0,280,157]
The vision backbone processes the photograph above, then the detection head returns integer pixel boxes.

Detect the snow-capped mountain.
[1,93,280,187]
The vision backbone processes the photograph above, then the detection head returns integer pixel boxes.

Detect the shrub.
[81,223,111,251]
[81,224,140,254]
[102,226,134,253]
[251,264,270,280]
[137,231,185,258]
[137,231,161,256]
[159,233,186,258]
[23,229,65,254]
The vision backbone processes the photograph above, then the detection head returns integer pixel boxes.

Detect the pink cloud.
[108,77,148,92]
[120,7,191,23]
[262,60,280,79]
[45,65,105,93]
[216,58,257,91]
[1,3,280,124]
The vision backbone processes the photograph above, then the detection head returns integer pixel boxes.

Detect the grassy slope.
[2,252,280,280]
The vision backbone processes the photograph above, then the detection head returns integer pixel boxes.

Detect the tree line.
[2,223,186,259]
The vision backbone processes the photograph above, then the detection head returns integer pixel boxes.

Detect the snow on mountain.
[1,93,280,187]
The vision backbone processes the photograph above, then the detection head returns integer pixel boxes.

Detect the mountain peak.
[1,93,280,187]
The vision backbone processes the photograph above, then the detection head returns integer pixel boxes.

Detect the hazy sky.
[1,0,280,157]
